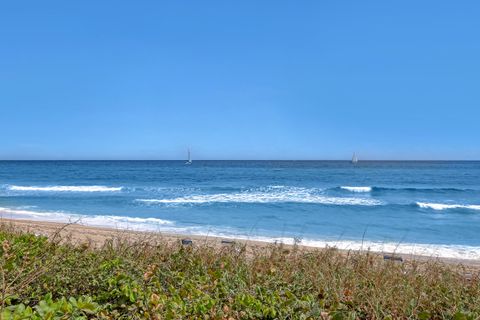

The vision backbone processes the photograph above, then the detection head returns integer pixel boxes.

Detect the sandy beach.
[3,216,480,269]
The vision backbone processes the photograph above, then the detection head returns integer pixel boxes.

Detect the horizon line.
[1,159,479,162]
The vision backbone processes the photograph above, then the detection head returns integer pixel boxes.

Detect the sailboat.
[185,148,192,165]
[351,152,358,164]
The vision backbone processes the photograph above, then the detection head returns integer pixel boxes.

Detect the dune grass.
[0,223,479,319]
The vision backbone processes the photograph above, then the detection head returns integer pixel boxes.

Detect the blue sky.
[1,1,479,160]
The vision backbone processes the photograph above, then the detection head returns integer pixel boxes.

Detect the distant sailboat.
[185,148,192,165]
[352,152,358,164]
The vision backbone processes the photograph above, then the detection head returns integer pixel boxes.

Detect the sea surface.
[1,161,479,259]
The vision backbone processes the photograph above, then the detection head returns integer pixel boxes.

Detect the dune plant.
[0,223,479,319]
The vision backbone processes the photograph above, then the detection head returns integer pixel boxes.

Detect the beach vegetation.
[0,223,479,319]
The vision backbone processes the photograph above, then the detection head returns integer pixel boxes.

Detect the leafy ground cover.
[0,223,479,319]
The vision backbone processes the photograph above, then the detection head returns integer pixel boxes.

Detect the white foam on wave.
[9,185,123,192]
[340,186,372,193]
[126,225,479,260]
[2,206,479,260]
[0,207,173,231]
[301,239,480,260]
[137,186,382,206]
[260,237,480,260]
[174,230,480,260]
[416,202,480,211]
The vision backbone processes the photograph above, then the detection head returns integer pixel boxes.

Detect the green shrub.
[0,224,479,319]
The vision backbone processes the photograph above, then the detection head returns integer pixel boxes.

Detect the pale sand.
[2,217,479,269]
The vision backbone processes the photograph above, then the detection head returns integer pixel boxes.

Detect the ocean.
[1,160,479,259]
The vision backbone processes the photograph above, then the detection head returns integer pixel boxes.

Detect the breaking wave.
[340,186,372,193]
[2,207,480,260]
[249,236,480,260]
[416,202,480,211]
[136,186,382,206]
[0,207,173,230]
[8,185,123,192]
[386,187,475,192]
[335,186,476,193]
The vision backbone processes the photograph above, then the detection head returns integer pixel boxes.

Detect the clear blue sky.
[1,1,479,160]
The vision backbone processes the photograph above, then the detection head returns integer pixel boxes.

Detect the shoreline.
[2,206,480,261]
[2,216,480,268]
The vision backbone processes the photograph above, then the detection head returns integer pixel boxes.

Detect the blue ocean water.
[1,161,479,259]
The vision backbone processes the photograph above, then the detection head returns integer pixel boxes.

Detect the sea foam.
[416,202,480,211]
[0,207,173,230]
[176,229,480,260]
[340,186,372,193]
[9,185,123,192]
[255,237,480,260]
[137,186,382,206]
[2,206,480,260]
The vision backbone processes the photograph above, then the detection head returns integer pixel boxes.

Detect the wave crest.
[8,185,123,192]
[137,187,382,206]
[340,186,372,193]
[416,202,480,211]
[0,207,173,230]
[334,186,477,193]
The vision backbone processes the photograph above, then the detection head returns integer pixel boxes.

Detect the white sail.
[185,148,192,164]
[352,152,358,164]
